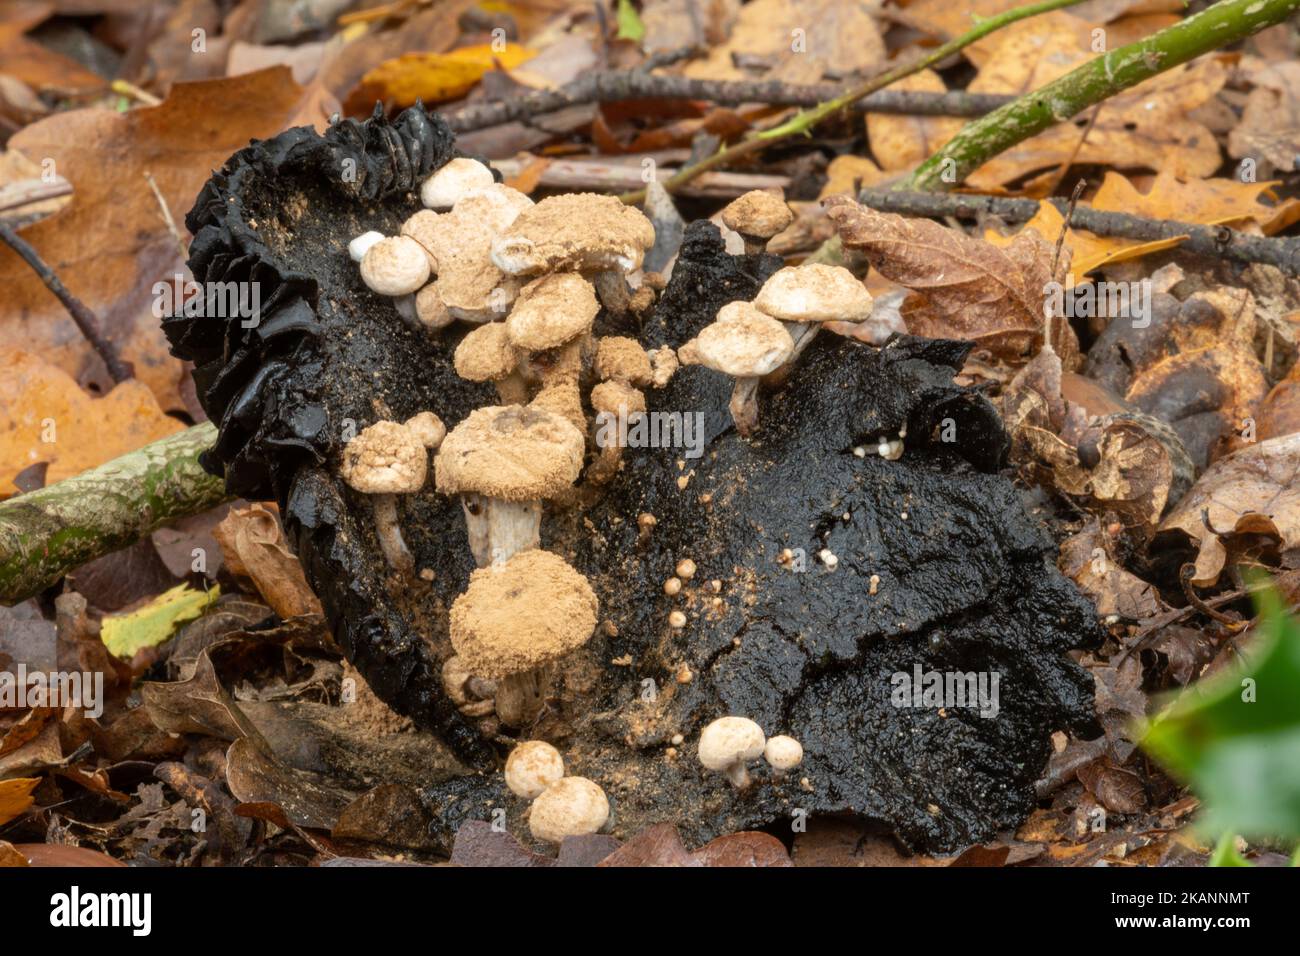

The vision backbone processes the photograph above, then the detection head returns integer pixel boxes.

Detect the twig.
[618,0,1088,204]
[492,155,787,197]
[0,177,72,215]
[144,171,188,260]
[109,78,161,106]
[443,72,1013,132]
[906,0,1300,191]
[855,187,1300,275]
[0,423,228,605]
[0,221,133,382]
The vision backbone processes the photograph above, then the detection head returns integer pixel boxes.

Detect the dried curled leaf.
[213,503,323,620]
[824,196,1076,363]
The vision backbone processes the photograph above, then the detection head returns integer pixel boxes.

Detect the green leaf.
[616,0,645,42]
[1141,582,1300,840]
[101,583,220,658]
[1208,832,1252,867]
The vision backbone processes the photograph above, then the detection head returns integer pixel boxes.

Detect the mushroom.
[720,189,795,257]
[698,716,766,788]
[420,157,495,210]
[413,283,455,331]
[529,381,587,438]
[529,777,610,844]
[506,272,599,390]
[594,336,653,390]
[340,420,427,574]
[415,189,526,322]
[442,655,495,717]
[646,346,679,389]
[404,411,446,450]
[764,735,803,779]
[504,740,565,799]
[360,236,431,297]
[434,405,585,566]
[677,301,794,437]
[753,262,874,362]
[453,322,528,404]
[490,193,655,319]
[449,548,598,726]
[348,230,384,263]
[588,379,647,483]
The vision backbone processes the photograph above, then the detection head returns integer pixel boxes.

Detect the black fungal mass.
[166,105,1102,855]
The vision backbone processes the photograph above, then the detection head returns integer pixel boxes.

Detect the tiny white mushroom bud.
[528,777,610,843]
[764,735,803,777]
[348,230,385,263]
[361,236,431,297]
[698,716,765,788]
[421,157,495,210]
[504,740,565,799]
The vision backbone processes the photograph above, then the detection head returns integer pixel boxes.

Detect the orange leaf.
[348,44,535,111]
[0,777,39,827]
[0,348,184,497]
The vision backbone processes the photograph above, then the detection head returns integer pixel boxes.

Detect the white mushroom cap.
[404,411,446,450]
[456,182,534,226]
[764,735,803,772]
[505,741,565,799]
[528,777,610,843]
[421,157,495,210]
[685,302,794,377]
[348,230,385,263]
[490,193,655,276]
[360,236,432,297]
[698,716,765,783]
[340,421,427,494]
[754,263,874,323]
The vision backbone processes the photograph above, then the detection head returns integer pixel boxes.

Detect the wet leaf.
[225,737,356,831]
[0,776,39,826]
[101,583,220,659]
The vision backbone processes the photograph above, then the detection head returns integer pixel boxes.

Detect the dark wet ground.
[167,106,1102,854]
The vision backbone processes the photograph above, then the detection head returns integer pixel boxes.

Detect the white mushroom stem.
[740,235,766,257]
[461,494,542,567]
[373,494,414,574]
[784,320,820,362]
[495,667,551,728]
[592,270,632,319]
[724,761,753,788]
[728,377,761,438]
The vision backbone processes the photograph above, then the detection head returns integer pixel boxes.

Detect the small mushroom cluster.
[698,716,802,788]
[679,197,875,437]
[504,740,611,844]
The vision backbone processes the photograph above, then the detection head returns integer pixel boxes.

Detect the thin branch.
[0,222,134,383]
[618,0,1088,204]
[443,72,1013,132]
[855,187,1300,275]
[0,177,72,216]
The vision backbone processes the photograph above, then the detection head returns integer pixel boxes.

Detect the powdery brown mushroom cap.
[458,183,534,225]
[404,411,446,449]
[591,380,646,415]
[341,421,428,494]
[595,336,653,387]
[754,263,874,323]
[360,236,431,297]
[421,157,495,210]
[415,197,522,321]
[504,740,565,799]
[490,193,656,276]
[721,190,794,239]
[449,548,599,678]
[529,777,610,843]
[698,716,766,772]
[506,273,599,351]
[687,302,794,377]
[435,404,585,501]
[454,322,519,383]
[415,283,454,329]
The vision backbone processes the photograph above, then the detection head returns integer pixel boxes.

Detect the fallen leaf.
[1258,360,1300,442]
[213,504,322,620]
[1228,60,1300,172]
[346,43,536,112]
[818,154,888,200]
[0,348,184,497]
[0,776,38,826]
[826,195,1075,362]
[225,737,356,831]
[0,68,332,407]
[6,843,126,867]
[1060,520,1165,620]
[1155,432,1300,587]
[0,1,105,96]
[866,69,963,172]
[101,583,220,659]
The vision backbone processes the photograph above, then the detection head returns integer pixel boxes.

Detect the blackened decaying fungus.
[167,106,1101,854]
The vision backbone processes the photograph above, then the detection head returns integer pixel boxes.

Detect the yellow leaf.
[100,583,220,659]
[0,777,39,827]
[986,203,1184,279]
[353,44,535,108]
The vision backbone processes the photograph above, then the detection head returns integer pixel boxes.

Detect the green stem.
[906,0,1300,191]
[0,423,229,605]
[619,0,1088,204]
